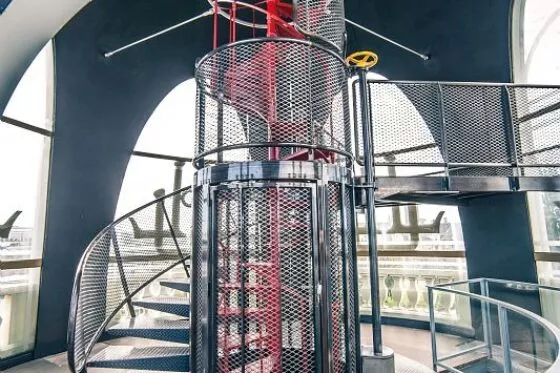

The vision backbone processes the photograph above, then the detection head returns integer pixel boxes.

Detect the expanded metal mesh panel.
[294,0,346,52]
[369,82,443,166]
[192,177,357,373]
[328,184,345,373]
[509,87,560,176]
[192,187,208,373]
[214,186,315,373]
[357,81,560,179]
[195,40,351,165]
[69,188,192,371]
[343,186,358,373]
[440,85,512,169]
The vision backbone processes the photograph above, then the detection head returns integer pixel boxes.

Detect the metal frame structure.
[353,80,560,193]
[189,0,361,371]
[191,162,360,373]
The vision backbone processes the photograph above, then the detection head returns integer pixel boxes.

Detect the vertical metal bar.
[110,228,135,317]
[436,83,451,188]
[498,306,513,373]
[217,53,226,164]
[208,187,219,373]
[196,86,206,169]
[428,287,438,372]
[310,184,324,373]
[481,279,493,358]
[340,182,353,373]
[352,79,364,166]
[318,175,334,373]
[357,68,383,354]
[190,187,201,372]
[154,189,165,247]
[308,45,315,157]
[503,86,522,185]
[341,74,353,169]
[161,201,190,277]
[347,185,363,373]
[239,188,247,373]
[172,161,185,230]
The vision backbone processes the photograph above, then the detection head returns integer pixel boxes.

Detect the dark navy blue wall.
[35,0,515,358]
[459,193,541,354]
[460,193,539,294]
[346,0,513,82]
[460,192,541,319]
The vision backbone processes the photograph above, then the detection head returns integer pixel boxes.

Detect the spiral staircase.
[66,79,560,373]
[67,187,194,372]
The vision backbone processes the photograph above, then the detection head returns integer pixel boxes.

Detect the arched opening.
[115,79,197,217]
[0,41,53,359]
[513,0,560,325]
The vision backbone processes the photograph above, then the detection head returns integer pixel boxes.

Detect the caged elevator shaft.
[190,1,361,372]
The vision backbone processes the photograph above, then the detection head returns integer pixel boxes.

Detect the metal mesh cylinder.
[294,0,347,52]
[191,162,359,373]
[194,39,352,166]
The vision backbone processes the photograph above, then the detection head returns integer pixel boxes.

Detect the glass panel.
[134,79,196,158]
[0,268,40,358]
[3,41,54,130]
[431,289,487,369]
[115,156,194,217]
[0,122,50,260]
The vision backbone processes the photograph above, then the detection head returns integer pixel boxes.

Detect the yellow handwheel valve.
[345,50,379,68]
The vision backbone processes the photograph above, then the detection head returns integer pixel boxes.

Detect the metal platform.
[353,81,560,204]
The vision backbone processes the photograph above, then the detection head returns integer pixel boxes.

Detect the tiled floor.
[5,325,444,373]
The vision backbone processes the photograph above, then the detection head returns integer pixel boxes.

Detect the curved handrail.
[433,277,560,294]
[428,282,560,373]
[67,186,193,373]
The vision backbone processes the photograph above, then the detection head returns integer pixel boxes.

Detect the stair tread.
[108,317,189,331]
[134,297,189,305]
[132,297,190,317]
[89,345,189,362]
[160,281,190,293]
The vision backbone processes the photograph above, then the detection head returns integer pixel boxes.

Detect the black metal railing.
[67,186,192,373]
[353,81,560,183]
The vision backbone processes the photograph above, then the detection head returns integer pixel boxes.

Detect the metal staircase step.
[105,317,190,343]
[133,297,190,317]
[160,280,190,293]
[87,346,189,371]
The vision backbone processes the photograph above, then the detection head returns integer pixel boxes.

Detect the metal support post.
[358,68,383,354]
[172,161,185,230]
[498,306,513,373]
[481,279,494,358]
[154,189,165,247]
[428,287,438,371]
[161,202,190,277]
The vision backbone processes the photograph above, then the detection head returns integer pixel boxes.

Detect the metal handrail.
[433,277,560,293]
[67,186,192,373]
[352,79,560,178]
[428,278,560,373]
